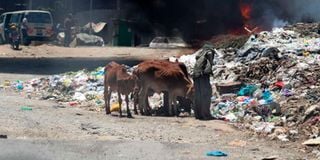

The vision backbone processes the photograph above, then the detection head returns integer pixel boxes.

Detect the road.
[0,45,310,159]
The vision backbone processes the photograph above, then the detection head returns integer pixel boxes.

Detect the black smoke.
[123,0,320,42]
[123,0,243,41]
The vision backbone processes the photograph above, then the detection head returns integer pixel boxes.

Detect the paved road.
[0,57,141,75]
[0,139,262,160]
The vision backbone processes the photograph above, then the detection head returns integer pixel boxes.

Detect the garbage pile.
[4,65,163,113]
[9,67,107,111]
[175,23,320,142]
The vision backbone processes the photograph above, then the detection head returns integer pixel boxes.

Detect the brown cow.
[134,60,193,116]
[104,61,136,118]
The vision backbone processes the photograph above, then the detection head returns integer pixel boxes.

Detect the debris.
[4,80,10,87]
[81,123,100,131]
[70,33,104,47]
[250,122,275,134]
[15,80,24,91]
[303,137,320,146]
[20,106,32,111]
[261,156,278,160]
[216,82,243,95]
[206,150,228,157]
[52,105,66,109]
[110,103,120,112]
[228,140,247,147]
[69,102,78,107]
[277,134,289,142]
[238,85,257,96]
[0,135,8,139]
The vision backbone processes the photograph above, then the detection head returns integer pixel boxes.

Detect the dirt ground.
[0,44,194,59]
[0,45,314,160]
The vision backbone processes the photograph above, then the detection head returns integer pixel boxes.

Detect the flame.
[228,1,262,35]
[240,1,252,21]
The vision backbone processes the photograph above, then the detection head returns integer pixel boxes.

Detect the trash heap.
[177,24,320,142]
[10,67,107,111]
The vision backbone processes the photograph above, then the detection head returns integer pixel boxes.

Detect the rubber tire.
[0,35,4,44]
[23,39,31,46]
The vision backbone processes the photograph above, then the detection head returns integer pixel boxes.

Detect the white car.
[149,37,189,48]
[0,10,54,45]
[0,12,13,44]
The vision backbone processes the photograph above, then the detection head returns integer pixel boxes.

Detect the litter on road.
[206,150,228,157]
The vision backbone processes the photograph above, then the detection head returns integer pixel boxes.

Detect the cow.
[104,61,136,118]
[133,60,194,116]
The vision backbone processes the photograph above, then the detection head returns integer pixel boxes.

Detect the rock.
[277,134,289,142]
[228,140,247,147]
[0,135,7,139]
[261,156,278,160]
[304,105,320,118]
[303,137,320,146]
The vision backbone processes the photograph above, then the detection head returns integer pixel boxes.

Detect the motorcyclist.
[9,24,20,49]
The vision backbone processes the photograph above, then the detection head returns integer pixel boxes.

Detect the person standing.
[21,16,28,45]
[192,43,216,120]
[64,14,74,47]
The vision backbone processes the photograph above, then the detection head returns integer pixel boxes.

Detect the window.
[10,14,19,23]
[26,12,52,24]
[0,15,4,23]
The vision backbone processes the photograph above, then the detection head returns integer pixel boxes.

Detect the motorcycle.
[10,30,20,50]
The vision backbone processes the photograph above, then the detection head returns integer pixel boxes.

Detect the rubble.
[174,23,320,143]
[9,67,107,111]
[70,33,105,47]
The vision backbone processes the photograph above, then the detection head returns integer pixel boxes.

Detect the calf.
[134,60,193,116]
[104,61,136,118]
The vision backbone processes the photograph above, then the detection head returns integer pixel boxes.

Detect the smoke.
[123,0,243,41]
[123,0,320,42]
[284,0,320,22]
[249,0,320,28]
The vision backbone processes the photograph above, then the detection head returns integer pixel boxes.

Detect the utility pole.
[117,0,120,10]
[28,0,33,10]
[89,0,93,34]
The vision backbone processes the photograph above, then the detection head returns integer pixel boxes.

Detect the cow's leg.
[105,86,111,115]
[172,95,179,117]
[118,92,123,117]
[163,91,170,116]
[168,92,173,116]
[133,93,139,115]
[125,94,133,118]
[139,87,151,116]
[138,87,145,115]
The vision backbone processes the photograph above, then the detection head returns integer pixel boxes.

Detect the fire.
[237,0,261,34]
[228,0,262,35]
[240,3,252,20]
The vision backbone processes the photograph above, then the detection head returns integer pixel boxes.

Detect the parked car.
[149,37,189,48]
[0,10,54,45]
[0,12,13,44]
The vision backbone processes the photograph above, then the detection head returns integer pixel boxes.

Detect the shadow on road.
[0,57,141,75]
